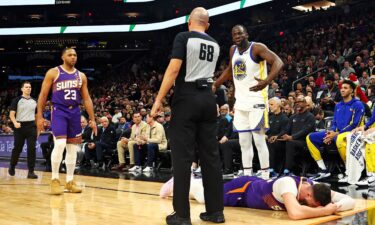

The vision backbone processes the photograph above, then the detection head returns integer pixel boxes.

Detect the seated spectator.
[266,97,289,177]
[278,96,316,176]
[316,74,341,112]
[112,107,123,124]
[313,108,326,130]
[340,61,355,79]
[219,119,239,176]
[129,113,167,172]
[283,101,294,117]
[112,112,147,171]
[41,133,54,171]
[85,117,117,170]
[307,80,365,180]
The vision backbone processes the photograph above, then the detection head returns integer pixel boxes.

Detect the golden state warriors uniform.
[232,42,269,132]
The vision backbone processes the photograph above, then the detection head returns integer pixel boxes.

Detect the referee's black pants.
[169,84,223,218]
[10,122,37,172]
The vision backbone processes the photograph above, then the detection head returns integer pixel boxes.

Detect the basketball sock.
[51,138,67,180]
[65,144,79,182]
[239,132,254,169]
[253,130,270,169]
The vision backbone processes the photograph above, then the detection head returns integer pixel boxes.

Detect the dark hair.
[342,80,356,91]
[232,24,248,34]
[61,47,75,55]
[21,81,31,88]
[132,111,141,117]
[312,183,331,206]
[325,74,335,82]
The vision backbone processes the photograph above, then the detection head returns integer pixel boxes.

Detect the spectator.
[278,96,316,175]
[266,97,289,177]
[85,117,117,170]
[340,61,355,79]
[129,113,167,172]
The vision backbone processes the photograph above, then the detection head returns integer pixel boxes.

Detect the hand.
[36,117,45,133]
[13,122,21,129]
[89,120,97,136]
[323,131,337,144]
[323,203,339,215]
[352,126,365,134]
[219,136,228,144]
[280,134,293,141]
[212,84,217,94]
[249,77,269,92]
[120,137,128,144]
[268,136,278,143]
[151,100,162,118]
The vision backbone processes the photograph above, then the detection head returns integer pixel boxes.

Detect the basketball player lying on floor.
[160,175,355,220]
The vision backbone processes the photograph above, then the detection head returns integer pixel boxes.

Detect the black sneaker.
[200,211,225,223]
[27,171,38,179]
[8,166,15,176]
[166,212,192,225]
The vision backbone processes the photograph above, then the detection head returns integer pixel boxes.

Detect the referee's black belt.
[17,121,35,125]
[175,79,214,93]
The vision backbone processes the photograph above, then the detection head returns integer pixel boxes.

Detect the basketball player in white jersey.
[213,25,283,179]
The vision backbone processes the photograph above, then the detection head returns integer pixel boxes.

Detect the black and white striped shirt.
[171,31,220,84]
[10,96,37,122]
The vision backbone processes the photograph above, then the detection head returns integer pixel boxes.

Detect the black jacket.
[95,125,117,147]
[287,111,316,141]
[266,112,289,138]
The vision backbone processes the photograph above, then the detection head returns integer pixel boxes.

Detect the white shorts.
[233,108,269,132]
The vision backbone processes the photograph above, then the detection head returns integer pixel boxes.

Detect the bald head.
[189,7,209,28]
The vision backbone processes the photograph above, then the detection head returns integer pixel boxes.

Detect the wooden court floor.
[1,168,375,225]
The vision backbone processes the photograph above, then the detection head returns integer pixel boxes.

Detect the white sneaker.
[142,166,153,172]
[234,170,244,178]
[338,175,348,183]
[356,177,370,186]
[128,166,142,172]
[368,176,375,187]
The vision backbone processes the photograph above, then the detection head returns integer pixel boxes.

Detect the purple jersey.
[224,176,313,210]
[52,66,82,107]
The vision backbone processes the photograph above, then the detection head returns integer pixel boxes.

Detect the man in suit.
[85,116,117,169]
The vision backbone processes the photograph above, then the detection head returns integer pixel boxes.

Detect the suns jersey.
[224,176,311,210]
[231,42,268,111]
[52,66,82,107]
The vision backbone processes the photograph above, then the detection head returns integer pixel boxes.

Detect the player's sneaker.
[142,166,153,172]
[65,180,82,193]
[338,175,348,184]
[368,176,375,187]
[356,177,370,186]
[128,165,142,172]
[50,179,63,195]
[310,170,331,181]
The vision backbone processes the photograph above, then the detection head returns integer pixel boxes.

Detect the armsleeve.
[340,103,364,133]
[170,32,186,60]
[331,191,355,211]
[10,97,18,111]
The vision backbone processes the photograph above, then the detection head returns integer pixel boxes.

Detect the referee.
[151,7,224,225]
[8,81,38,179]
